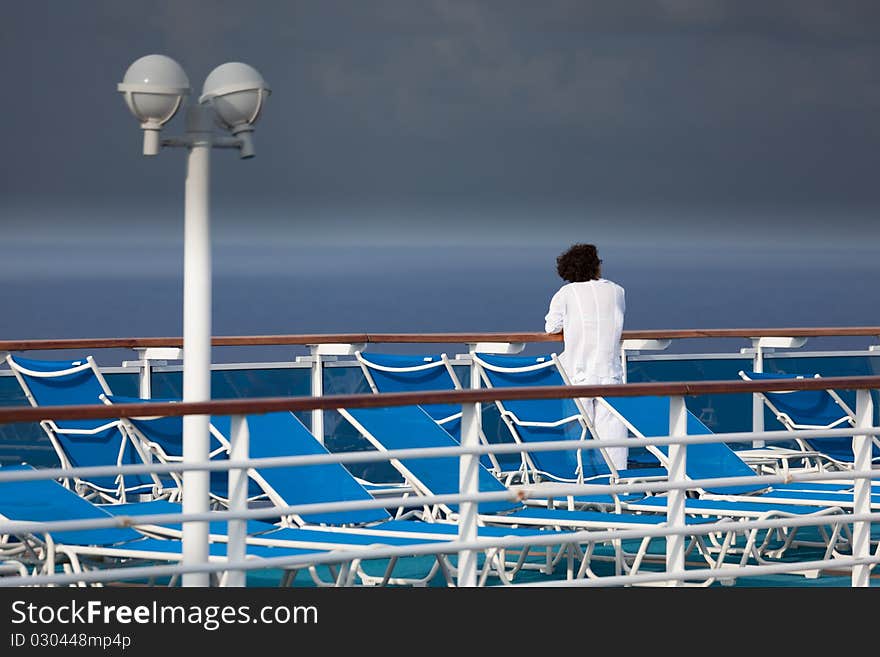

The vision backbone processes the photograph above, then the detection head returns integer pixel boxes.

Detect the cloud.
[3,1,880,246]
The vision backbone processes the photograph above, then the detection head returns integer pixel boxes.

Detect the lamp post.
[118,54,270,587]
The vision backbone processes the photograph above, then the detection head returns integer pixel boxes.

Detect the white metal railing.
[0,396,879,588]
[1,331,879,587]
[0,336,880,586]
[107,342,880,456]
[6,511,880,588]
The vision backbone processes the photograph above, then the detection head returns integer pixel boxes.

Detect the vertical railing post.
[124,347,182,400]
[619,340,672,385]
[666,395,688,586]
[463,342,522,474]
[745,336,807,448]
[225,415,250,588]
[457,400,480,587]
[750,339,765,448]
[136,349,153,399]
[851,388,874,587]
[304,343,365,445]
[310,348,324,445]
[467,346,484,440]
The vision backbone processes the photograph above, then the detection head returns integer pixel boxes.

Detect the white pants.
[580,395,629,471]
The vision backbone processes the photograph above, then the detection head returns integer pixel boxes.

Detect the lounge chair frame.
[6,355,163,502]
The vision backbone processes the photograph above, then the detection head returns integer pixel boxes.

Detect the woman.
[544,243,628,470]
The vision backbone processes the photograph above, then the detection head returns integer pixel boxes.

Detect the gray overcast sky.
[1,1,879,247]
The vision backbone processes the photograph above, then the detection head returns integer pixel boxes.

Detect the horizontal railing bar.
[4,544,872,588]
[511,555,879,588]
[2,463,878,540]
[1,350,873,379]
[2,510,874,588]
[2,326,880,352]
[6,532,874,588]
[1,375,878,423]
[1,425,878,485]
[0,348,873,378]
[630,349,880,363]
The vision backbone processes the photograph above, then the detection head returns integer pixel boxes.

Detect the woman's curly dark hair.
[556,243,602,282]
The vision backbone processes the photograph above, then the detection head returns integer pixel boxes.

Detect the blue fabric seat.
[356,351,503,473]
[600,395,879,510]
[0,465,326,585]
[5,355,170,501]
[337,403,855,579]
[105,395,268,504]
[740,370,880,468]
[336,404,772,579]
[473,353,663,485]
[357,352,464,436]
[111,407,579,585]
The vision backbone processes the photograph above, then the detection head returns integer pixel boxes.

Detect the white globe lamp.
[117,54,190,155]
[199,62,270,158]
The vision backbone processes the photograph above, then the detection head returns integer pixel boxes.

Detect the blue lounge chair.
[214,410,602,584]
[338,404,756,581]
[111,406,579,585]
[0,465,328,586]
[357,352,465,435]
[599,395,878,510]
[3,465,526,587]
[620,495,847,571]
[106,395,400,525]
[574,396,858,568]
[739,370,880,470]
[104,499,583,587]
[356,351,503,474]
[473,353,664,485]
[103,395,269,506]
[100,499,460,587]
[5,355,169,502]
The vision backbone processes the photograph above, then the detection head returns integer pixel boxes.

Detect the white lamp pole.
[181,103,214,586]
[119,55,270,587]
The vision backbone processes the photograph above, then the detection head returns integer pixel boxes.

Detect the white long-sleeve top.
[544,279,625,385]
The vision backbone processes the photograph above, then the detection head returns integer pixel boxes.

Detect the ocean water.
[1,242,877,363]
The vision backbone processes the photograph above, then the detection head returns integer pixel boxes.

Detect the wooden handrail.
[1,327,880,352]
[1,375,878,424]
